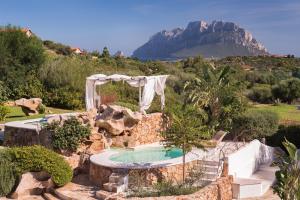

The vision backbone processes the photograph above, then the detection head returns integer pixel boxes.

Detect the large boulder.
[15,98,43,116]
[10,171,54,199]
[95,105,142,135]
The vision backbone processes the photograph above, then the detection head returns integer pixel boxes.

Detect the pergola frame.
[85,74,168,114]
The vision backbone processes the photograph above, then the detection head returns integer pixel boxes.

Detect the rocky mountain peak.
[185,20,208,33]
[133,20,268,60]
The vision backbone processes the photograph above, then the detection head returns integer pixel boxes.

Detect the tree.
[272,78,300,104]
[101,46,110,58]
[273,139,300,200]
[0,25,45,99]
[90,50,101,58]
[184,65,247,132]
[161,105,209,182]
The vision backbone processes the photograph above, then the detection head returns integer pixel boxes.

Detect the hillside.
[1,25,300,113]
[132,20,268,60]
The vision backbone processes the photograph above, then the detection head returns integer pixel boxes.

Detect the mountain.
[132,20,268,60]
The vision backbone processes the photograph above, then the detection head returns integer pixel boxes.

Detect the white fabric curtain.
[139,75,168,113]
[85,74,168,113]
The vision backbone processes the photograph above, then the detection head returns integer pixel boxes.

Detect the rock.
[63,153,81,171]
[15,98,43,116]
[77,109,98,127]
[54,174,100,200]
[46,114,69,125]
[10,171,53,199]
[95,105,142,136]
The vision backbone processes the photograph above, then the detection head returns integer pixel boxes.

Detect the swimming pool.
[109,147,183,163]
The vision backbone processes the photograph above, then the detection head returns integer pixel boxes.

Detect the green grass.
[0,106,78,123]
[251,104,300,124]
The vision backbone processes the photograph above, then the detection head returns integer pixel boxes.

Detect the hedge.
[231,110,279,141]
[7,145,73,187]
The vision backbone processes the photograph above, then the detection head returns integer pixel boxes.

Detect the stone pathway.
[54,174,100,200]
[241,189,280,200]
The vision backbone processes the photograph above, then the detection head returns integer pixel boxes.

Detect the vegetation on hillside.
[1,24,300,143]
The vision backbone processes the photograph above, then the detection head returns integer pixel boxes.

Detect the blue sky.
[0,0,300,56]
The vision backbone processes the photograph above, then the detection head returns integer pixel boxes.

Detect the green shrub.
[267,125,300,149]
[231,110,279,141]
[45,117,91,151]
[0,149,16,197]
[8,145,72,186]
[44,87,83,109]
[37,103,46,114]
[0,106,9,121]
[248,85,273,103]
[272,78,300,104]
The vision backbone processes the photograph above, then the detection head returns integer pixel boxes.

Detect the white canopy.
[85,74,169,113]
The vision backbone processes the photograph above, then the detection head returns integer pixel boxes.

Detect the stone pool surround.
[90,143,219,186]
[89,142,246,187]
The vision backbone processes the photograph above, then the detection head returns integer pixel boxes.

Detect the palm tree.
[184,65,245,132]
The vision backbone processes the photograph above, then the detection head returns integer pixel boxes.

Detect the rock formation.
[95,105,142,135]
[132,20,268,60]
[10,171,54,199]
[15,98,43,116]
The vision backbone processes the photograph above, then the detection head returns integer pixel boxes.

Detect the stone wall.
[127,176,233,200]
[89,160,199,187]
[89,164,113,186]
[4,112,163,149]
[4,126,51,147]
[4,126,39,146]
[111,113,163,148]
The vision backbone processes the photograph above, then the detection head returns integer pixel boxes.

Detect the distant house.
[114,51,125,58]
[21,28,32,37]
[0,27,33,37]
[71,47,83,55]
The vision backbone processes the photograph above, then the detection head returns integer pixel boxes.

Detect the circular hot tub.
[89,144,204,186]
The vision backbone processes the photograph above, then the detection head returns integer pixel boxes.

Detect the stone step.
[202,173,218,180]
[103,183,127,193]
[198,160,220,167]
[109,174,128,185]
[43,192,60,200]
[96,190,118,200]
[202,166,219,173]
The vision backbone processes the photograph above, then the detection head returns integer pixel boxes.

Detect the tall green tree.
[161,105,209,182]
[0,25,45,99]
[184,65,247,132]
[101,46,110,58]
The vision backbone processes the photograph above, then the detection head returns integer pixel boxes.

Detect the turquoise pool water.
[109,147,183,163]
[24,118,47,126]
